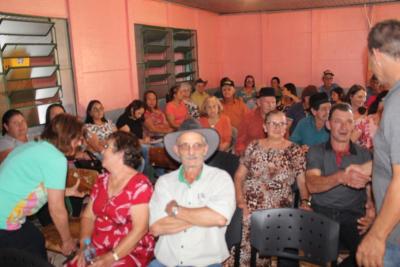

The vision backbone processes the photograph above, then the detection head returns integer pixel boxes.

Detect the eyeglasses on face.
[177,142,205,152]
[266,121,287,128]
[92,107,104,112]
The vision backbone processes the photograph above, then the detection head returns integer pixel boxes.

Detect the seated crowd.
[0,66,389,267]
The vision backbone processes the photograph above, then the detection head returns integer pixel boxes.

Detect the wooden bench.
[41,168,98,253]
[149,146,179,170]
[42,218,81,253]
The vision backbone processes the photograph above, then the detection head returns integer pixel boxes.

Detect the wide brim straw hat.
[163,118,220,163]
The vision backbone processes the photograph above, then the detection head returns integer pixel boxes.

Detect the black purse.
[74,150,104,173]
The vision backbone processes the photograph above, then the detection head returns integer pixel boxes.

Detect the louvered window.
[0,14,76,126]
[135,24,198,99]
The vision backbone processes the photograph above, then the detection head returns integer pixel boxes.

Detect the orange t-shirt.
[221,99,249,129]
[165,101,188,127]
[199,114,232,147]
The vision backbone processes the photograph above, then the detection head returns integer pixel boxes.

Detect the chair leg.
[250,247,257,267]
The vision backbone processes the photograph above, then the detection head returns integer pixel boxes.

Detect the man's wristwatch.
[301,198,311,207]
[171,205,180,217]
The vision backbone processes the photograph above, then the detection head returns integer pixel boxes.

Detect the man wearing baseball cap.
[290,92,331,148]
[319,69,339,95]
[220,77,249,130]
[235,87,276,155]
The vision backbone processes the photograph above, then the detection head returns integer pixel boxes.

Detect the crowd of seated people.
[0,69,389,267]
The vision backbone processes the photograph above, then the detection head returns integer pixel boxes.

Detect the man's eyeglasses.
[177,143,205,152]
[266,121,287,128]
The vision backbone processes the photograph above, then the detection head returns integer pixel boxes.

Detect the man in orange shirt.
[220,78,249,130]
[235,87,276,155]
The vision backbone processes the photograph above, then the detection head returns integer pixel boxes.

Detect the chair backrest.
[206,151,240,178]
[225,207,243,250]
[66,168,99,193]
[228,127,238,153]
[148,146,179,170]
[250,208,339,266]
[0,248,54,267]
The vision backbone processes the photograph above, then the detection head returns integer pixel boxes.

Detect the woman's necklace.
[263,138,288,149]
[208,116,219,128]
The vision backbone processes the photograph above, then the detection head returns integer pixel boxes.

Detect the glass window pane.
[2,44,55,58]
[5,65,58,80]
[6,74,57,92]
[0,33,52,49]
[9,86,60,103]
[0,19,53,36]
[19,103,53,126]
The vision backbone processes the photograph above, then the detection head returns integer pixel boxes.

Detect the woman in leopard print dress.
[225,110,309,267]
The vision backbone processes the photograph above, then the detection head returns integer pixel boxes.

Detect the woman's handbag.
[74,150,103,173]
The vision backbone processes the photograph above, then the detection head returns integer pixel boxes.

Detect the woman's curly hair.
[108,131,142,170]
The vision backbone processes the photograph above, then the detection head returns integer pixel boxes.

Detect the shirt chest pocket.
[183,191,209,208]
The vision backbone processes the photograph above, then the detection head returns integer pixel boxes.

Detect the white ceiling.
[165,0,396,14]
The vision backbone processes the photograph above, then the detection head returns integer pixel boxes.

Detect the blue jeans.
[384,242,400,267]
[141,143,165,177]
[141,144,150,171]
[148,258,222,267]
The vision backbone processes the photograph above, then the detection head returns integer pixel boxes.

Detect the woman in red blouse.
[165,85,189,129]
[143,90,173,138]
[199,96,232,152]
[70,131,154,267]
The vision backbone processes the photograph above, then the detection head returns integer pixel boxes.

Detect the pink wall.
[220,3,400,89]
[67,0,133,113]
[0,0,220,114]
[0,0,67,18]
[127,0,221,95]
[1,0,400,115]
[69,0,220,113]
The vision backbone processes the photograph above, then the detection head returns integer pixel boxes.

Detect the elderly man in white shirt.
[149,119,236,267]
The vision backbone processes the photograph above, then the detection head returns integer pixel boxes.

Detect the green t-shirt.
[0,141,67,230]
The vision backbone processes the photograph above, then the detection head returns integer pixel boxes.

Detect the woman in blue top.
[0,114,84,260]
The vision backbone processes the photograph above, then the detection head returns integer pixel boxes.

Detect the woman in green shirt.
[0,114,84,260]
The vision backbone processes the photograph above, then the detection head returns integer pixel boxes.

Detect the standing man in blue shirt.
[356,19,400,267]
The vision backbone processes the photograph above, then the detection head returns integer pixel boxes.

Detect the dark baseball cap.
[257,87,276,98]
[310,92,330,110]
[195,78,208,85]
[220,78,235,88]
[323,69,334,76]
